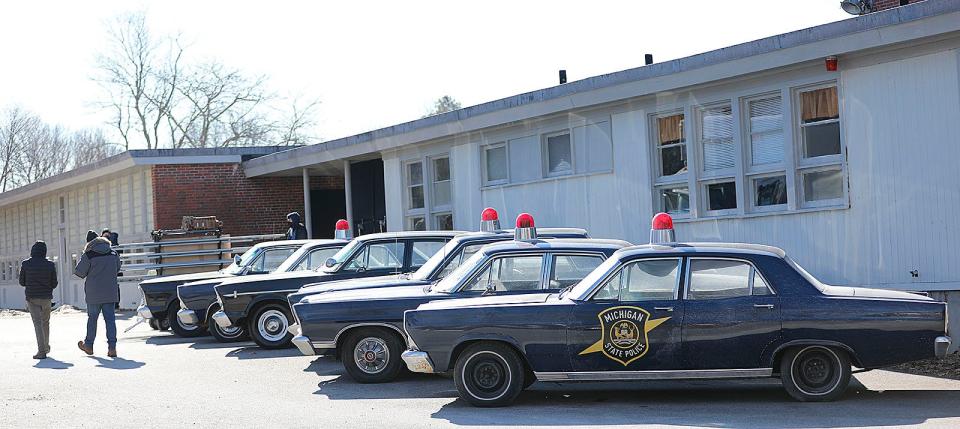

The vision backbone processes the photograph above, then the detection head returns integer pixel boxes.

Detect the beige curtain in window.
[658,114,684,144]
[800,87,839,123]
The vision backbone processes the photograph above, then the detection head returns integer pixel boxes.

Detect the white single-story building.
[245,1,960,340]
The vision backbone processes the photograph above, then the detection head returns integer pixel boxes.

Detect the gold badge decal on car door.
[578,306,670,366]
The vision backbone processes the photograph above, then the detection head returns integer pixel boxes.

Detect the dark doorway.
[310,189,347,238]
[349,159,387,235]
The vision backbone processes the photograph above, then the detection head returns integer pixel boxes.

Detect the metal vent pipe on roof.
[645,54,654,65]
[559,70,567,84]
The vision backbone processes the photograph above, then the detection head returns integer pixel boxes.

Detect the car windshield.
[409,237,464,280]
[319,239,362,272]
[223,245,263,275]
[564,253,622,300]
[430,249,488,293]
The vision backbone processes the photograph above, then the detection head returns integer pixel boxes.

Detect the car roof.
[614,242,787,259]
[479,238,632,254]
[255,240,311,248]
[356,230,466,241]
[452,228,589,242]
[298,239,350,249]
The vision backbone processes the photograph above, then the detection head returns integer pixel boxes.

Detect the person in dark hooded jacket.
[85,230,98,244]
[74,236,122,357]
[286,212,308,240]
[20,241,58,360]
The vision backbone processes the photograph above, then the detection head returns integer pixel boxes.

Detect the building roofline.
[243,0,960,177]
[0,146,295,207]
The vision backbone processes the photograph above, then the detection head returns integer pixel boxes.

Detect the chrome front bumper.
[935,336,951,358]
[288,323,301,337]
[401,350,435,374]
[292,335,316,356]
[211,310,233,329]
[136,304,153,319]
[177,309,200,326]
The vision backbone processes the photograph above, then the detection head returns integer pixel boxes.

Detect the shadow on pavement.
[430,378,960,427]
[33,357,74,370]
[88,356,146,370]
[306,357,458,400]
[143,335,210,346]
[189,338,253,350]
[225,346,302,360]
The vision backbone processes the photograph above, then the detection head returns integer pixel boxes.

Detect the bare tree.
[274,97,320,146]
[423,95,462,117]
[70,129,121,168]
[0,107,41,191]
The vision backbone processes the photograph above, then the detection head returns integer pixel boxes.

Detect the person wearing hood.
[85,230,98,244]
[19,241,58,360]
[286,212,308,240]
[74,236,122,357]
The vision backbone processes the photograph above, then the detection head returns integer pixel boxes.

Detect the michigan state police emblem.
[579,306,670,366]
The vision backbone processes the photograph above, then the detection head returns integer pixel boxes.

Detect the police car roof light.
[514,213,537,241]
[649,212,675,244]
[479,207,501,232]
[334,219,351,240]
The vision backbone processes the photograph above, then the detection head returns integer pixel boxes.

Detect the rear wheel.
[454,342,525,407]
[780,345,851,402]
[248,303,293,349]
[340,328,404,383]
[208,306,248,342]
[167,302,206,338]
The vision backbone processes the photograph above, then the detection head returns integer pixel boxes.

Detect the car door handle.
[654,306,674,312]
[753,304,775,309]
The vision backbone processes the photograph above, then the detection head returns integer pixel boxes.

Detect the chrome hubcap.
[257,310,288,342]
[474,362,502,389]
[354,337,389,374]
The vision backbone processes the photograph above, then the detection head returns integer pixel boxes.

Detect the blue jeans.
[85,303,117,348]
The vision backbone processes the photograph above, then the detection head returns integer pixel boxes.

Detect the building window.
[796,84,844,207]
[544,132,573,176]
[656,114,686,177]
[704,181,737,212]
[404,155,454,230]
[483,143,508,185]
[753,174,788,207]
[748,96,784,166]
[657,185,690,215]
[802,167,844,202]
[700,105,735,172]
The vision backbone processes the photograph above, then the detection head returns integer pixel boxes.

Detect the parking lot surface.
[1,312,959,428]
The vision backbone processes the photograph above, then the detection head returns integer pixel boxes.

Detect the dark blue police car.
[401,213,952,407]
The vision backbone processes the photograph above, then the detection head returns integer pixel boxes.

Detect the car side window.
[410,240,446,268]
[343,242,404,271]
[463,255,544,292]
[254,247,297,273]
[437,243,486,279]
[687,259,751,300]
[592,258,680,301]
[295,247,341,271]
[752,269,773,295]
[549,254,604,289]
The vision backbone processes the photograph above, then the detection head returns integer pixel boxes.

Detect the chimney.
[866,0,923,13]
[644,54,654,65]
[559,70,567,84]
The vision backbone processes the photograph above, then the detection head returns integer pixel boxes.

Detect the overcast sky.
[0,1,851,148]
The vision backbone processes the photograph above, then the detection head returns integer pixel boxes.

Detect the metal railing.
[116,233,285,282]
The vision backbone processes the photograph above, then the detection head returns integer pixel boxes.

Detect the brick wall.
[152,163,342,237]
[872,0,921,12]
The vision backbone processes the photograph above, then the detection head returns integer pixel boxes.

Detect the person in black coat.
[20,241,58,360]
[286,212,308,240]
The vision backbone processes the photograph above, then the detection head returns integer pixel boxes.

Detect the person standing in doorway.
[286,212,308,240]
[19,241,58,360]
[74,236,122,357]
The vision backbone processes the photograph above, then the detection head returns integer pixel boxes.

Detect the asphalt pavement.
[1,312,959,428]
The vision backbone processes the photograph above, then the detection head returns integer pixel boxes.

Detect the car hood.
[821,285,934,301]
[291,275,430,304]
[300,285,428,305]
[416,293,555,311]
[141,270,230,286]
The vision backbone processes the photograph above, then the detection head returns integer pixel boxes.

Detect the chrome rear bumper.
[401,350,435,374]
[292,335,316,356]
[177,309,199,326]
[211,310,233,329]
[935,336,951,358]
[136,304,153,320]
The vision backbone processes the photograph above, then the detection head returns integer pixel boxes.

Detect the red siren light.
[479,208,501,232]
[649,212,675,244]
[334,219,351,240]
[514,213,537,241]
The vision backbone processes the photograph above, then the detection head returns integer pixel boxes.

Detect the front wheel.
[340,328,404,383]
[208,307,248,342]
[168,303,206,338]
[780,345,851,402]
[248,303,293,349]
[454,342,526,407]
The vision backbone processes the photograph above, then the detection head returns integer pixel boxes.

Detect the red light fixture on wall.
[825,56,838,72]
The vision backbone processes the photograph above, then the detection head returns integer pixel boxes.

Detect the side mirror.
[324,257,337,268]
[483,281,496,296]
[234,255,242,265]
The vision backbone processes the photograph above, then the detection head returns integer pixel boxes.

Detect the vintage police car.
[136,239,312,336]
[285,208,588,306]
[401,214,952,407]
[212,230,462,349]
[290,214,630,383]
[175,239,346,342]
